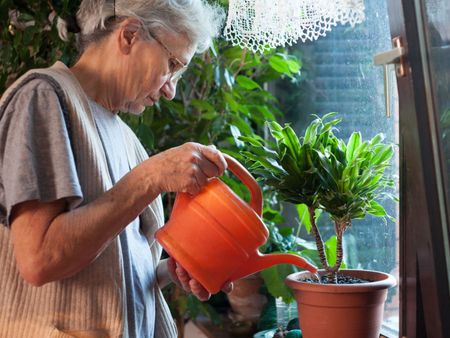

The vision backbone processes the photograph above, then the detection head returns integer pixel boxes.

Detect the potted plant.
[240,113,397,338]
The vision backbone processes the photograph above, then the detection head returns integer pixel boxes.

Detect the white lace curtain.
[223,0,366,53]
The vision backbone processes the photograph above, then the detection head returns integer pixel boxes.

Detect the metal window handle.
[374,45,406,66]
[374,36,408,117]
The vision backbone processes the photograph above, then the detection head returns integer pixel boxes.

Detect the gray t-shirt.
[0,79,156,337]
[0,79,82,225]
[88,98,156,338]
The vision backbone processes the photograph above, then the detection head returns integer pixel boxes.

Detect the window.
[275,0,400,335]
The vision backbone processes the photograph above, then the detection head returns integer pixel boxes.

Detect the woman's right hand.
[166,257,233,301]
[146,142,227,195]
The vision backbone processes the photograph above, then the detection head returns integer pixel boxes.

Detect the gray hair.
[57,0,225,53]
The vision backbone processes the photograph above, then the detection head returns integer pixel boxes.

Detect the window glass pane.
[275,0,399,334]
[424,0,450,304]
[426,0,450,211]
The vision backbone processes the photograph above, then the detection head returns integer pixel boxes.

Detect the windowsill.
[192,315,399,338]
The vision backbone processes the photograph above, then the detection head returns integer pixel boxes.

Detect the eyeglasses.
[147,31,188,82]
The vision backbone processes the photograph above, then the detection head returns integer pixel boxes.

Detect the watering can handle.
[223,154,263,216]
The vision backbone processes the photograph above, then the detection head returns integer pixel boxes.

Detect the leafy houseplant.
[241,113,395,280]
[240,113,397,338]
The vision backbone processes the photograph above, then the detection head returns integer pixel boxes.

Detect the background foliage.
[0,0,78,93]
[1,0,306,326]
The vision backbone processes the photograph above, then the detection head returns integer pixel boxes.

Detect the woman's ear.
[118,18,141,54]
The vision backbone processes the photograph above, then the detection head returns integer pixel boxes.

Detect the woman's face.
[117,25,196,114]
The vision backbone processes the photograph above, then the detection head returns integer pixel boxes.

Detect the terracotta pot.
[285,269,396,338]
[227,273,267,324]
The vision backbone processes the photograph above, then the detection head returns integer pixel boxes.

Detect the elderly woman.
[0,0,228,337]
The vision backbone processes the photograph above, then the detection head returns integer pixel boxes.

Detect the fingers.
[190,166,207,195]
[194,153,220,178]
[221,281,234,294]
[167,257,178,279]
[175,262,192,292]
[149,142,227,195]
[189,279,211,301]
[170,258,211,301]
[198,144,227,177]
[166,257,185,290]
[182,143,227,195]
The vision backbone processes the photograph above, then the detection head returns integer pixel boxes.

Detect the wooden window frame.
[388,1,450,337]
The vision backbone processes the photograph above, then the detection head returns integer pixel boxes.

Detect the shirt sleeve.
[0,78,83,226]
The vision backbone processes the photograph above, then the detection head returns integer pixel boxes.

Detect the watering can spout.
[229,252,318,282]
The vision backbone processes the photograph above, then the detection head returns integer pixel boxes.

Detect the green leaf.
[295,204,311,233]
[223,92,239,112]
[298,249,322,267]
[294,237,317,251]
[260,264,298,303]
[267,120,284,133]
[281,125,302,160]
[190,99,215,113]
[286,59,301,74]
[321,118,341,135]
[230,115,253,134]
[256,105,275,120]
[268,54,292,75]
[315,150,339,190]
[209,42,218,57]
[200,112,219,120]
[303,120,320,145]
[372,145,394,165]
[279,227,293,236]
[229,124,244,148]
[346,132,361,163]
[224,68,234,88]
[236,75,261,90]
[239,135,264,147]
[368,200,387,217]
[240,151,285,174]
[369,133,385,147]
[222,45,245,60]
[325,235,338,267]
[263,207,285,224]
[321,112,339,120]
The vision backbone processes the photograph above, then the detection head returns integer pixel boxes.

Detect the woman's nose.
[161,78,177,100]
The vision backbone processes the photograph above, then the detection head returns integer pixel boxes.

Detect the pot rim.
[285,269,397,293]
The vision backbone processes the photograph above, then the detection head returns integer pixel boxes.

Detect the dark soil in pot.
[302,274,372,284]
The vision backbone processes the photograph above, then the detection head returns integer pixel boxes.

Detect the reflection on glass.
[426,0,450,200]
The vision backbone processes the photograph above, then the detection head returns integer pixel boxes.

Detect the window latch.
[373,36,408,117]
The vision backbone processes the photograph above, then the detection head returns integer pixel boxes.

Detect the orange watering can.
[155,154,317,294]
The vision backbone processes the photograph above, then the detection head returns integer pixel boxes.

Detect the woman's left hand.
[167,257,233,301]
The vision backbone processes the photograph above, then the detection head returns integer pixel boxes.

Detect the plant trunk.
[308,206,329,271]
[326,219,350,283]
[308,207,351,284]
